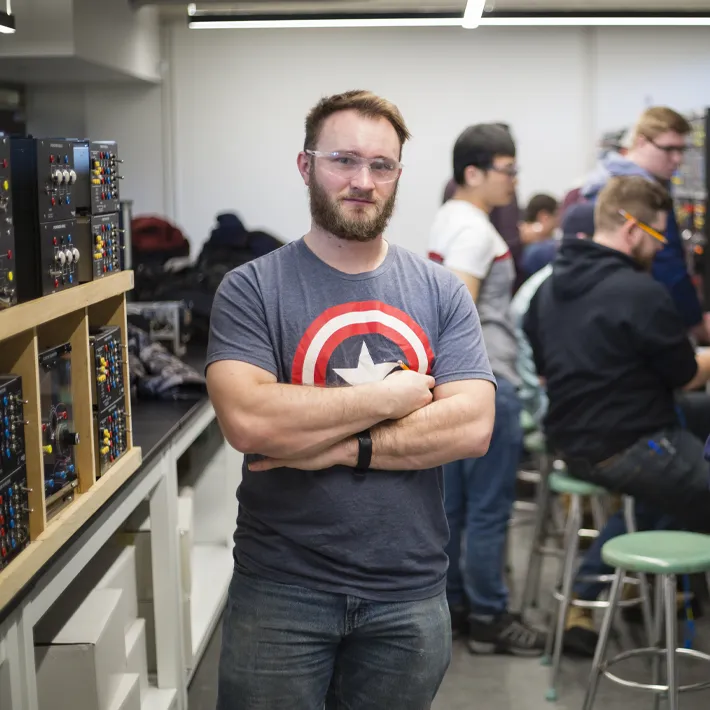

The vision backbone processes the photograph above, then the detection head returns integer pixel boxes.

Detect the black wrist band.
[355,429,372,472]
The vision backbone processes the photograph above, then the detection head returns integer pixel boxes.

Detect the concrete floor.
[187,517,710,710]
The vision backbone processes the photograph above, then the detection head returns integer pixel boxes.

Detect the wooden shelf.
[0,271,133,340]
[0,445,142,612]
[0,269,141,609]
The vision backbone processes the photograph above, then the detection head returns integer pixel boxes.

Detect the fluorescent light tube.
[0,11,15,33]
[188,18,461,29]
[462,0,486,29]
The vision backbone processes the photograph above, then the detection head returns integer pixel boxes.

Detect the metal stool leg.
[545,494,581,701]
[522,466,552,615]
[664,574,679,710]
[651,576,664,710]
[623,497,655,646]
[582,567,626,710]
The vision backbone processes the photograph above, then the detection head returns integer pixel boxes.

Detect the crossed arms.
[206,360,495,472]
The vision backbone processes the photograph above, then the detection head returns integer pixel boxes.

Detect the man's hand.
[249,437,357,472]
[379,369,435,419]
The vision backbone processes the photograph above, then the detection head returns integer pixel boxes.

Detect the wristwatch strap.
[355,429,373,473]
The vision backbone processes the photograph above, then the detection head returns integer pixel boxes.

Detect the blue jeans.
[217,563,452,710]
[444,376,522,616]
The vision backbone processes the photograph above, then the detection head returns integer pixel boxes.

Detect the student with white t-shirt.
[428,124,545,656]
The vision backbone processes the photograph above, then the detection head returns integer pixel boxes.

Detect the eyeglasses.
[489,165,519,178]
[647,137,688,155]
[618,209,668,245]
[306,150,402,184]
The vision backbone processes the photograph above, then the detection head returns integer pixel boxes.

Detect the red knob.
[54,279,59,288]
[1,159,7,168]
[51,197,56,206]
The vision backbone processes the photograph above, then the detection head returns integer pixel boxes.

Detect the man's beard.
[631,244,654,272]
[308,172,398,242]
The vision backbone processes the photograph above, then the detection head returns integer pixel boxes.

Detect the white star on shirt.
[333,342,400,386]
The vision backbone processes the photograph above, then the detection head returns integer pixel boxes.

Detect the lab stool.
[543,472,654,703]
[521,461,601,619]
[583,531,710,710]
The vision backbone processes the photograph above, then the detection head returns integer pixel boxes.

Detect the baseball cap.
[561,202,595,239]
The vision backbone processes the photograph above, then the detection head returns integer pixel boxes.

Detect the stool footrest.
[602,647,710,695]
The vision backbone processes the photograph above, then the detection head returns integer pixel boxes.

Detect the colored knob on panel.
[11,538,16,549]
[2,397,6,406]
[7,271,12,282]
[54,278,59,288]
[9,520,14,530]
[69,274,73,284]
[42,445,52,454]
[2,180,7,191]
[7,249,12,258]
[68,464,75,473]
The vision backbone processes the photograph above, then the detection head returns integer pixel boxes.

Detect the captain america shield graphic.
[291,301,434,387]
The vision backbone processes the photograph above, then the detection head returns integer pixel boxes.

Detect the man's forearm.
[223,381,391,459]
[368,394,491,470]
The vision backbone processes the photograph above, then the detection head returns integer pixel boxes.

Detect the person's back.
[528,236,689,462]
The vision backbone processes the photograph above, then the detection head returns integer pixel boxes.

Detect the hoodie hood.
[581,152,655,199]
[551,238,639,300]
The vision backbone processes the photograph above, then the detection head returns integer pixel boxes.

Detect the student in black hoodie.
[524,175,710,652]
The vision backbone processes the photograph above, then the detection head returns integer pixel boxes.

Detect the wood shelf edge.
[0,445,143,613]
[0,271,134,342]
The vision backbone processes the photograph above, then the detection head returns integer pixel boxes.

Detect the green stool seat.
[524,430,546,454]
[548,471,605,497]
[602,531,710,575]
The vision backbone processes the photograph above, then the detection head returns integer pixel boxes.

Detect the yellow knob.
[42,445,53,454]
[103,429,109,436]
[7,271,12,282]
[2,180,8,191]
[101,446,110,455]
[94,253,102,260]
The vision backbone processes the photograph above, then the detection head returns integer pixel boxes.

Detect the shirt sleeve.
[630,283,698,389]
[432,280,497,388]
[442,223,498,280]
[205,267,278,377]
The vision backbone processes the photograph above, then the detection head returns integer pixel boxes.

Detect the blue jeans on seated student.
[216,562,451,710]
[444,376,522,615]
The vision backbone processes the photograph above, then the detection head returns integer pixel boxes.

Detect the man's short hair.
[304,90,411,155]
[595,175,672,232]
[453,123,516,185]
[524,194,558,223]
[633,106,691,142]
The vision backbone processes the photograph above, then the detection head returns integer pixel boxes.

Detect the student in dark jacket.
[578,107,707,339]
[524,175,710,654]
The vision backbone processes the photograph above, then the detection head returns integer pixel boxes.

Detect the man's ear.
[463,164,483,188]
[297,152,311,186]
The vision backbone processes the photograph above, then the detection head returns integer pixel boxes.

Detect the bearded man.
[205,90,496,710]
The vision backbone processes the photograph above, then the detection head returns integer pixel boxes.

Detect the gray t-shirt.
[206,238,495,601]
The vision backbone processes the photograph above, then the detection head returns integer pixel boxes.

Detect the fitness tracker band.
[355,429,373,473]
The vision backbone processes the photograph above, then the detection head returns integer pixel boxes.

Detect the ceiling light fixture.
[461,0,486,29]
[0,0,15,34]
[186,4,710,30]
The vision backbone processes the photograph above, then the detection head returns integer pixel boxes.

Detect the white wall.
[24,24,710,258]
[168,25,590,253]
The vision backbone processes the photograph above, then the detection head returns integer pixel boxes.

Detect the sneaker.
[563,606,598,658]
[449,603,469,639]
[467,612,545,657]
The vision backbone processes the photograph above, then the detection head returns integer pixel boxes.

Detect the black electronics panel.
[73,140,122,215]
[39,343,79,521]
[0,137,16,309]
[10,138,80,302]
[76,212,122,282]
[0,375,29,571]
[95,401,128,478]
[672,110,709,308]
[40,220,80,294]
[0,467,29,571]
[90,325,124,414]
[11,138,76,224]
[0,375,27,477]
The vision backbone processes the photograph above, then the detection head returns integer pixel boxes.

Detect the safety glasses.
[618,209,668,245]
